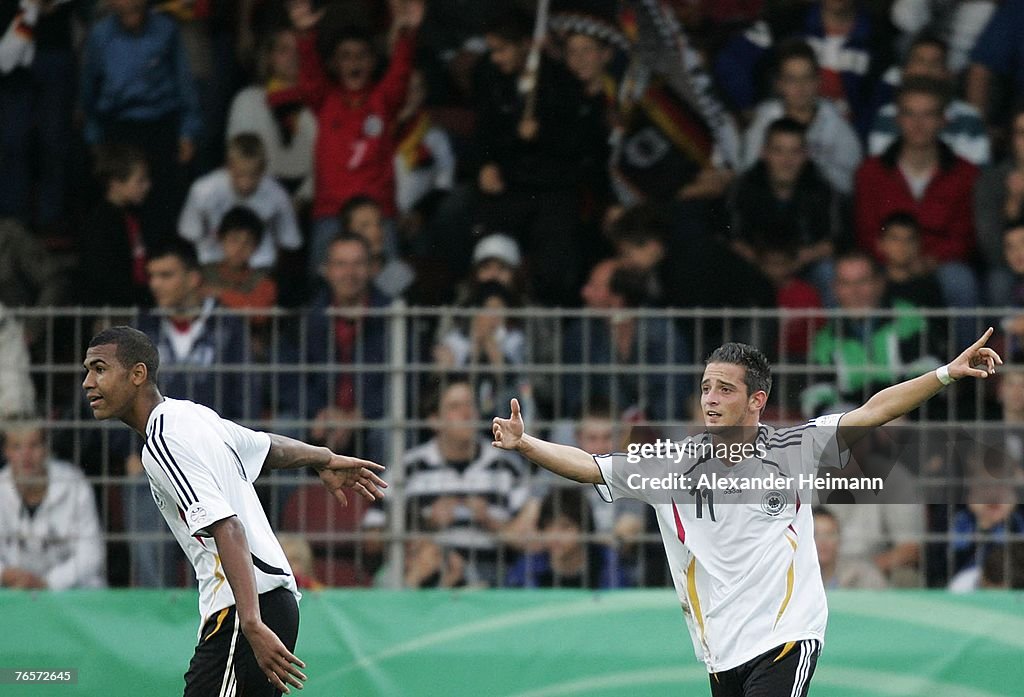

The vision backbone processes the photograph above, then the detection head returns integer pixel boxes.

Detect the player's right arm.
[210,516,306,694]
[492,399,604,485]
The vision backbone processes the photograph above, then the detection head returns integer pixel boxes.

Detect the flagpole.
[519,0,552,125]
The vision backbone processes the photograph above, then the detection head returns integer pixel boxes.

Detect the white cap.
[472,234,521,268]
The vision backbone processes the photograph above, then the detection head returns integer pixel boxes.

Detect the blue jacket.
[80,10,202,144]
[970,0,1024,93]
[137,299,254,419]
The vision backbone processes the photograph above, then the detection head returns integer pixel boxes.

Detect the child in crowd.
[877,212,945,309]
[179,133,302,270]
[201,206,277,360]
[79,143,153,307]
[201,206,277,313]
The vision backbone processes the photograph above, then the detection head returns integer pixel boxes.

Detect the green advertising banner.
[1,590,1022,696]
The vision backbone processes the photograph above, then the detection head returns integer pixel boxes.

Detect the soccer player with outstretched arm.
[82,326,387,696]
[492,329,1001,696]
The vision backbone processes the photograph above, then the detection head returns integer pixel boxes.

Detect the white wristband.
[935,364,955,386]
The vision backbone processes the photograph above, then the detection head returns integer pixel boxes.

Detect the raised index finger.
[971,326,994,349]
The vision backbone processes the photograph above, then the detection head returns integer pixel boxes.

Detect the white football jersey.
[140,398,299,631]
[594,414,849,673]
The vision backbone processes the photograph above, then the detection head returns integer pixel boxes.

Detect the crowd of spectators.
[1,0,1024,591]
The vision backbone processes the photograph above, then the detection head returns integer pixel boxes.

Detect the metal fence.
[2,304,1022,590]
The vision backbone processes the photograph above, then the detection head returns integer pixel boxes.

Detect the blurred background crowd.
[1,0,1023,593]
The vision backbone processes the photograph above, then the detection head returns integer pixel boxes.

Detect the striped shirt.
[140,398,299,632]
[594,413,849,673]
[380,438,527,551]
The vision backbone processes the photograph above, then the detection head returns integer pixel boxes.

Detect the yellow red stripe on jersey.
[686,557,706,638]
[774,535,799,628]
[212,554,226,596]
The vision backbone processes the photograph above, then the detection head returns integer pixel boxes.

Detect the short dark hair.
[897,75,950,111]
[327,231,372,258]
[217,205,265,246]
[539,487,594,534]
[881,211,920,236]
[834,248,883,277]
[608,204,669,247]
[705,343,772,398]
[579,393,614,421]
[338,195,380,231]
[774,38,819,75]
[148,239,200,273]
[813,506,838,526]
[94,143,147,186]
[332,24,374,50]
[422,373,473,418]
[765,116,807,143]
[88,325,160,383]
[227,132,267,164]
[484,8,534,43]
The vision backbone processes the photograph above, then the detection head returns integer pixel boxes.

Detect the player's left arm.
[210,516,307,693]
[839,327,1002,446]
[263,433,387,506]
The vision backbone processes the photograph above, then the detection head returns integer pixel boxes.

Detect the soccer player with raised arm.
[492,330,1002,696]
[82,326,387,696]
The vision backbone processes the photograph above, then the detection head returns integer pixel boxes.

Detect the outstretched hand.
[316,454,387,506]
[948,327,1003,380]
[492,398,525,451]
